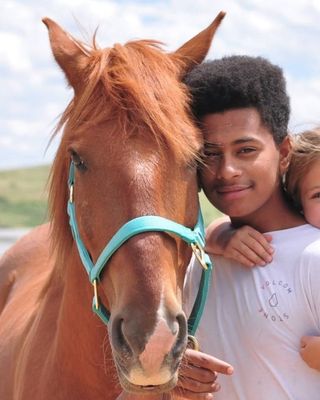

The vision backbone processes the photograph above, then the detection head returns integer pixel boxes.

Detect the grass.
[199,190,222,226]
[0,165,50,227]
[0,165,221,228]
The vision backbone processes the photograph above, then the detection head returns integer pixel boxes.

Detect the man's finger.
[174,392,215,400]
[176,375,220,394]
[184,349,234,375]
[180,361,217,383]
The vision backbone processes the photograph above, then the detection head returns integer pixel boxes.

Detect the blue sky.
[1,0,320,169]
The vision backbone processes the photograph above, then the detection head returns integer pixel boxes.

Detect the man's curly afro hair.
[184,55,290,144]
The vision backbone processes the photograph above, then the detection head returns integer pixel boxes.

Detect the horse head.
[44,13,224,395]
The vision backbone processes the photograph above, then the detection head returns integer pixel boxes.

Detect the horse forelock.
[53,37,201,160]
[48,36,201,273]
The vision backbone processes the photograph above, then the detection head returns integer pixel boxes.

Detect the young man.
[180,55,320,399]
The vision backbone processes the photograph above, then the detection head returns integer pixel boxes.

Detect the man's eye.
[203,149,221,159]
[238,147,256,154]
[205,153,221,158]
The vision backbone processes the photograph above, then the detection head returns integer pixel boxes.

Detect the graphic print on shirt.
[258,279,292,323]
[268,293,278,307]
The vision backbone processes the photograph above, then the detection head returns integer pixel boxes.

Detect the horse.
[0,12,225,400]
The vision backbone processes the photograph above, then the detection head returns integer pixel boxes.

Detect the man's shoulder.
[271,224,320,245]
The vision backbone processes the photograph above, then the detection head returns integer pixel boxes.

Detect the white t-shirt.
[184,224,320,400]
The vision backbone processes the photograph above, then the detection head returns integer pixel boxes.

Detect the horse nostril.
[111,316,132,357]
[172,313,187,358]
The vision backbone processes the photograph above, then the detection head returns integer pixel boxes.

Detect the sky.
[1,0,320,170]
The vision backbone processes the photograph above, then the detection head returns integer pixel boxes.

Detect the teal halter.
[67,162,212,336]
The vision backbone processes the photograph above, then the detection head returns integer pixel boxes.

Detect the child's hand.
[300,335,320,371]
[205,217,274,268]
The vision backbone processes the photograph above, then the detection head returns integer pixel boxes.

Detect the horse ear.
[42,18,89,91]
[173,11,226,76]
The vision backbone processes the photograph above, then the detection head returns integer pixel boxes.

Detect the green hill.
[0,165,50,227]
[199,190,222,226]
[0,165,221,228]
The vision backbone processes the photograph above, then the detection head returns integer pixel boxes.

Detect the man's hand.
[300,335,320,371]
[116,392,162,399]
[116,349,233,400]
[172,349,233,399]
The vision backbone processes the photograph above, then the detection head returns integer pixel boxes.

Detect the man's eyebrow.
[204,142,222,148]
[233,136,260,144]
[204,136,259,147]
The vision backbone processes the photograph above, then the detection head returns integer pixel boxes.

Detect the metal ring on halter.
[93,279,99,310]
[191,242,208,270]
[187,335,200,351]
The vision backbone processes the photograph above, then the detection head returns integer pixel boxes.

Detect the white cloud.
[0,32,32,72]
[1,0,320,169]
[288,75,320,131]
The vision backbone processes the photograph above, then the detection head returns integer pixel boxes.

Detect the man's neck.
[230,191,306,233]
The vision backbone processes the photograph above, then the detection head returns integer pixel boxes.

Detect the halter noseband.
[67,162,212,337]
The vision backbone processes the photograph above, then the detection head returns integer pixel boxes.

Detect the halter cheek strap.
[67,162,213,336]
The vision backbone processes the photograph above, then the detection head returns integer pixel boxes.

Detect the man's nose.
[216,155,241,180]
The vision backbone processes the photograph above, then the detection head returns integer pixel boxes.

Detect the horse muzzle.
[110,310,187,393]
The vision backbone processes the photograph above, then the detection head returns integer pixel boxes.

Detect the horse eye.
[70,150,87,172]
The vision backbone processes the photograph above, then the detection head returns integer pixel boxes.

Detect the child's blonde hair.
[286,128,320,210]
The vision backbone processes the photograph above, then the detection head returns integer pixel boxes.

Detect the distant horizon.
[0,163,50,172]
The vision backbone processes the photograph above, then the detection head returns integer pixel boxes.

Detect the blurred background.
[1,0,320,254]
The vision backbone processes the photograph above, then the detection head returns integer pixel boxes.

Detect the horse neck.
[46,248,118,394]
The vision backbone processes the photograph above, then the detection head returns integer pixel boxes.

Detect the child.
[205,127,320,372]
[286,128,320,228]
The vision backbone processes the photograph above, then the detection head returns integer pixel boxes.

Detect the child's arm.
[300,335,320,371]
[205,216,274,267]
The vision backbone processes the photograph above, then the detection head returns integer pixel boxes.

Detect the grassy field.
[0,165,50,227]
[0,165,221,228]
[199,191,222,226]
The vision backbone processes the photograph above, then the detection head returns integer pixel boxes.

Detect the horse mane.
[48,35,201,274]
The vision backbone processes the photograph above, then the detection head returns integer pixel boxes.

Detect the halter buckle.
[69,184,74,203]
[191,242,208,270]
[93,279,99,310]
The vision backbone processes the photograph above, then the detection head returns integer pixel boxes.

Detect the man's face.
[199,107,285,221]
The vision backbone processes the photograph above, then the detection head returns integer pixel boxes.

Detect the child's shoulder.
[300,225,320,260]
[304,235,320,255]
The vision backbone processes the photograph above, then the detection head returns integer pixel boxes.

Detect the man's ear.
[279,135,292,175]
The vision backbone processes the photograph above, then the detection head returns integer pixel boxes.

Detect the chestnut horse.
[0,13,224,400]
